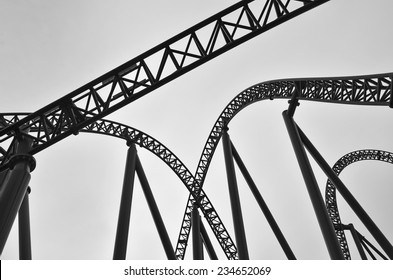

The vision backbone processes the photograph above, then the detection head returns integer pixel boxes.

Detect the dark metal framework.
[1,0,392,259]
[325,149,393,259]
[0,0,328,163]
[1,72,393,259]
[0,116,237,259]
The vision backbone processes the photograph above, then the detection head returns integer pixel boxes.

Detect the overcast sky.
[1,0,393,260]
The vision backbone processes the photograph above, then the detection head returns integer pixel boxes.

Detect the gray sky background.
[1,0,393,260]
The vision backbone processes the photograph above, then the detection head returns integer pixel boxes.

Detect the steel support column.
[0,169,8,188]
[200,220,218,260]
[18,187,32,260]
[297,125,393,259]
[135,155,176,260]
[192,205,203,260]
[113,144,137,260]
[222,127,249,260]
[0,135,34,256]
[344,224,367,260]
[231,141,296,260]
[282,111,344,259]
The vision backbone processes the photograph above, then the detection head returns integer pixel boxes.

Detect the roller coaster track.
[0,0,331,258]
[0,0,329,164]
[172,72,391,259]
[0,115,237,259]
[192,72,393,192]
[325,149,393,260]
[2,72,392,259]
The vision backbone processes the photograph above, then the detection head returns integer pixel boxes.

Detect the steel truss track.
[193,72,393,193]
[181,72,393,259]
[1,72,393,259]
[325,149,393,260]
[0,116,237,259]
[0,0,328,163]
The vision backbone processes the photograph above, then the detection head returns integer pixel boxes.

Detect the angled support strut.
[230,141,296,259]
[296,126,393,259]
[282,107,344,259]
[222,127,249,260]
[135,155,176,260]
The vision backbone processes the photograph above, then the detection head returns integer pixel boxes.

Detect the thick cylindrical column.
[222,127,249,260]
[18,187,32,260]
[282,111,344,260]
[192,205,203,260]
[113,144,137,260]
[297,125,393,259]
[231,141,296,260]
[200,221,218,260]
[135,155,176,260]
[0,136,34,256]
[0,169,9,188]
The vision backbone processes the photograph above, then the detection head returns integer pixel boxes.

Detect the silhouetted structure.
[1,0,391,260]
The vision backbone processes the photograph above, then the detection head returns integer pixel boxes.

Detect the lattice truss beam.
[1,72,392,259]
[0,0,329,160]
[325,149,393,260]
[193,73,393,191]
[0,116,238,259]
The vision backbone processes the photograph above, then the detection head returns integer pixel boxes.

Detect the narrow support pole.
[18,187,32,260]
[231,141,296,260]
[113,144,137,260]
[222,127,249,260]
[297,125,393,259]
[192,205,203,260]
[200,221,218,260]
[282,111,344,259]
[135,155,176,260]
[0,135,34,256]
[360,234,388,260]
[344,224,367,260]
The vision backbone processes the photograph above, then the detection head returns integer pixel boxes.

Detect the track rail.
[325,149,393,259]
[1,72,393,259]
[193,72,393,194]
[180,72,393,259]
[0,116,237,259]
[0,0,329,162]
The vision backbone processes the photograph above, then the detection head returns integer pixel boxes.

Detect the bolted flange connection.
[8,154,36,172]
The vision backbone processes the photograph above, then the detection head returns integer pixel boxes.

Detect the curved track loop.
[181,72,393,259]
[0,115,237,260]
[325,149,393,260]
[193,73,393,191]
[1,72,392,259]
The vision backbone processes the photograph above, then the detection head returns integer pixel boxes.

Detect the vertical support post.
[297,125,393,259]
[113,144,137,260]
[192,205,203,260]
[18,187,32,260]
[200,220,218,260]
[135,155,176,260]
[222,127,249,260]
[0,135,35,256]
[282,111,344,259]
[231,141,296,260]
[345,224,367,260]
